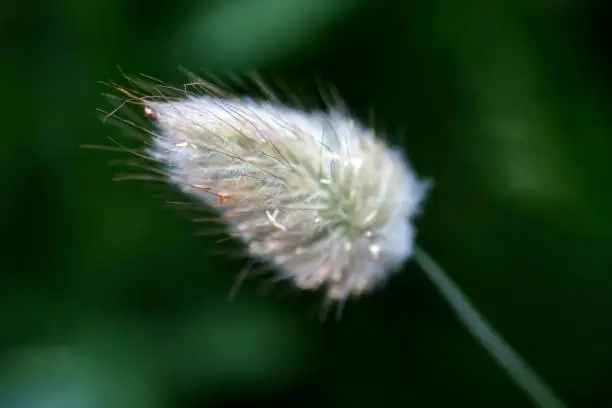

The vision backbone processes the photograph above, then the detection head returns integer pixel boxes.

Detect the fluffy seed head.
[103,75,429,302]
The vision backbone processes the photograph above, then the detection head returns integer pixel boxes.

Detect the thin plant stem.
[413,245,568,408]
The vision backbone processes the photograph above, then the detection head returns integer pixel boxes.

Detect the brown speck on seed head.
[144,106,156,120]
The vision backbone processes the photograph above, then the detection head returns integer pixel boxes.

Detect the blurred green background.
[2,0,612,407]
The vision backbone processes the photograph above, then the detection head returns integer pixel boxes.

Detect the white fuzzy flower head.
[101,74,428,302]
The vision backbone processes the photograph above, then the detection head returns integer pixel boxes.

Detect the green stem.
[413,245,567,408]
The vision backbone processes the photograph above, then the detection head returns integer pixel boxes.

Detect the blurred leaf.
[176,0,365,68]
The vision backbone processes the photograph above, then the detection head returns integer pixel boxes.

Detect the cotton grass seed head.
[97,72,429,302]
[147,94,428,301]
